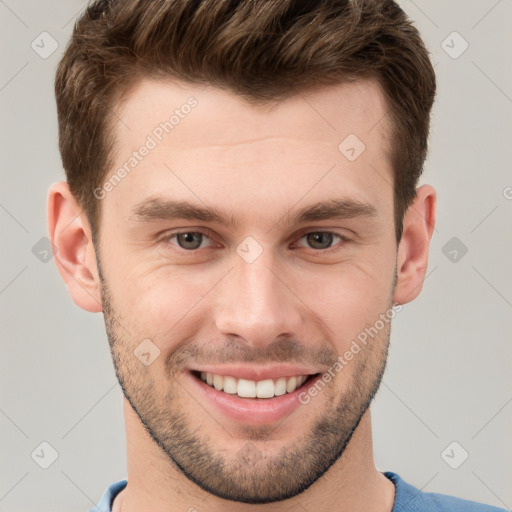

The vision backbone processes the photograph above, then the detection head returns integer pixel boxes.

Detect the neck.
[115,398,395,512]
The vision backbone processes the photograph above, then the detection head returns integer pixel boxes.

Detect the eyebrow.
[129,196,378,228]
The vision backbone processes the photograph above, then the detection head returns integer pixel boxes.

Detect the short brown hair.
[55,0,436,244]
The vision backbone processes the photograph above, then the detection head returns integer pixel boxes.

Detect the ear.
[393,184,436,305]
[47,181,102,312]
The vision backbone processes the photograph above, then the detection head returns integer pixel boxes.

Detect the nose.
[213,246,303,348]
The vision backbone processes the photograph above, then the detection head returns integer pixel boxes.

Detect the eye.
[166,231,213,251]
[295,231,349,251]
[161,229,349,253]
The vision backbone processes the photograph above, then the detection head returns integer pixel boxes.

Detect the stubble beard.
[98,265,392,504]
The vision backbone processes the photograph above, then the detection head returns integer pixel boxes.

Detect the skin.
[47,77,436,512]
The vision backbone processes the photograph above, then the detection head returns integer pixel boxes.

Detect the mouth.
[190,370,321,399]
[186,369,323,424]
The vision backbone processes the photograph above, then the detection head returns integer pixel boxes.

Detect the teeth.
[286,376,297,393]
[256,379,275,398]
[213,374,223,390]
[274,377,287,396]
[237,379,256,398]
[198,372,312,399]
[223,376,238,394]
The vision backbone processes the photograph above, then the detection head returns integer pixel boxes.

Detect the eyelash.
[160,229,350,254]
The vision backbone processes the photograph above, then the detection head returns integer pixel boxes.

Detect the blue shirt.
[89,471,507,512]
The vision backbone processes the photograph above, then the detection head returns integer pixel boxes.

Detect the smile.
[187,369,322,425]
[195,371,314,399]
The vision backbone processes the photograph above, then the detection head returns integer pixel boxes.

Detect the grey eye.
[175,232,205,250]
[305,232,335,250]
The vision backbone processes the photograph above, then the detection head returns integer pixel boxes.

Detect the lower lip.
[185,371,321,425]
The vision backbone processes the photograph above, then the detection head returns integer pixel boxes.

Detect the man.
[47,1,505,511]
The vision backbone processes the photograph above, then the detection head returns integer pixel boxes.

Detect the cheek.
[295,258,395,335]
[106,259,226,341]
[311,268,393,389]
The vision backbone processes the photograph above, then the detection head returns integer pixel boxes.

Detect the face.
[96,78,398,503]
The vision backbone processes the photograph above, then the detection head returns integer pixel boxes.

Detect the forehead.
[103,77,394,226]
[116,77,391,149]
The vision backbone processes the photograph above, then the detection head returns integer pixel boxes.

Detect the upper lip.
[188,364,320,381]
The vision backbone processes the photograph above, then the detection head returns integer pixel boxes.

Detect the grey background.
[1,1,511,511]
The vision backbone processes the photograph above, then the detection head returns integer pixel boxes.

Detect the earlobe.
[393,184,437,305]
[47,181,103,313]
